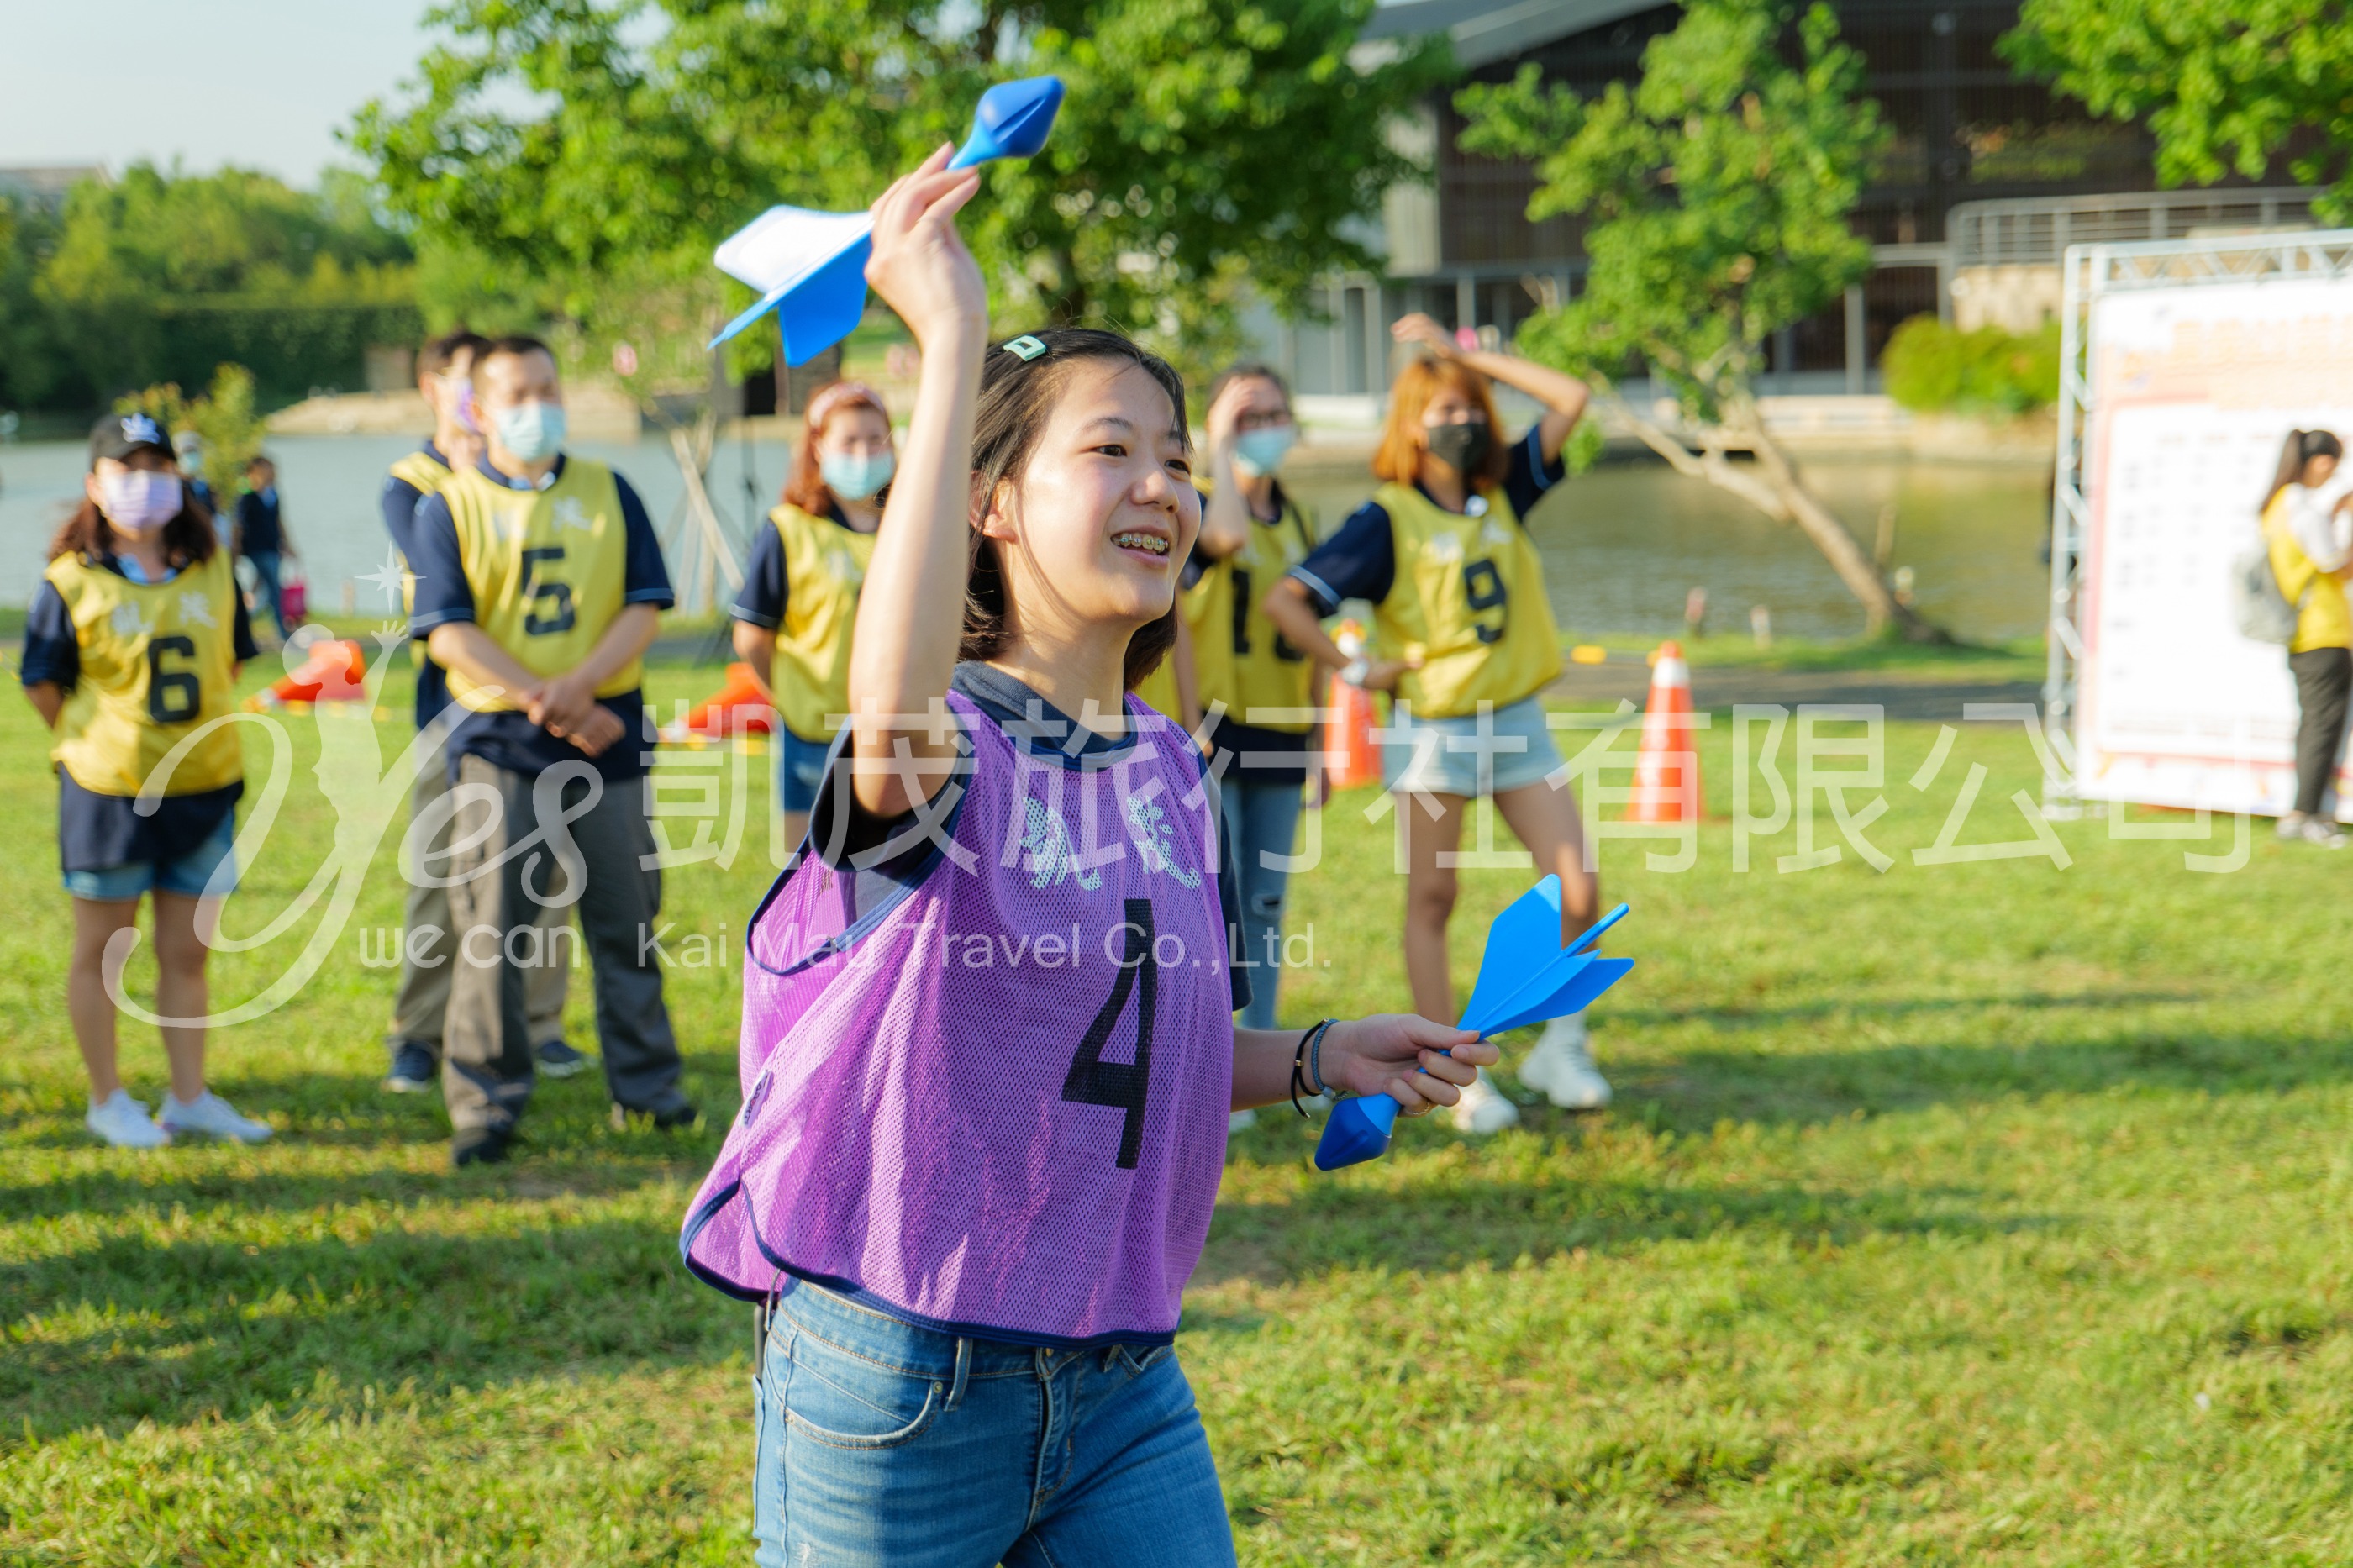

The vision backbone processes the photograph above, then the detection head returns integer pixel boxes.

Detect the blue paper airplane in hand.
[1313,881,1634,1171]
[708,75,1066,361]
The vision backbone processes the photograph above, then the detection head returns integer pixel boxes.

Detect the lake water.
[0,434,2053,644]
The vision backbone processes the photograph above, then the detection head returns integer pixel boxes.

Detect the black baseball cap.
[89,410,174,467]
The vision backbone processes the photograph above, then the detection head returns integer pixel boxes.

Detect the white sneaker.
[1450,1073,1522,1134]
[159,1090,274,1144]
[2300,817,2348,849]
[1519,1013,1613,1109]
[1229,1108,1258,1133]
[87,1089,171,1149]
[2277,812,2306,841]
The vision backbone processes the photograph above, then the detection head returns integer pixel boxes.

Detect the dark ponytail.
[2265,429,2345,513]
[959,328,1192,691]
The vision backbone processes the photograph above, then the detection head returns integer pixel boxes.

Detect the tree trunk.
[1612,397,1949,643]
[1745,423,1942,640]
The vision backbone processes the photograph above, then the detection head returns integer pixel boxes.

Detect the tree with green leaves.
[29,164,416,408]
[1459,0,1936,639]
[0,196,63,413]
[117,365,270,504]
[351,0,1449,397]
[2004,1,2353,221]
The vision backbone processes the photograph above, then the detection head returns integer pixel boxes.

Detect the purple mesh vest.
[681,692,1234,1344]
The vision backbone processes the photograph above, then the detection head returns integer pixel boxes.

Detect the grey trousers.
[2289,646,2352,818]
[391,735,570,1050]
[442,754,687,1134]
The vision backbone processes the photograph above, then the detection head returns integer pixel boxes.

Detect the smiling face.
[979,358,1200,639]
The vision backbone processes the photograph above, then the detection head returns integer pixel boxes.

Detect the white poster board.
[2077,276,2353,817]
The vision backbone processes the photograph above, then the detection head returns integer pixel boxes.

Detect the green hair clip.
[1003,334,1049,361]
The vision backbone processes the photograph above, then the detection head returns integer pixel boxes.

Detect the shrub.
[1882,315,2062,414]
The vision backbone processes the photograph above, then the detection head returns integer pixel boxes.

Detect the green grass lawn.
[2,659,2348,1564]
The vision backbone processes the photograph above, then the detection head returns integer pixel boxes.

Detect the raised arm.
[1196,378,1255,560]
[1393,313,1589,466]
[844,146,987,818]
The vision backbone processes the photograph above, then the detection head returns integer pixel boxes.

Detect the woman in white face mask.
[18,413,272,1150]
[730,380,898,847]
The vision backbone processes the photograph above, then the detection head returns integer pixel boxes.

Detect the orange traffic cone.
[1325,618,1382,792]
[247,638,366,709]
[668,662,776,740]
[1625,640,1701,822]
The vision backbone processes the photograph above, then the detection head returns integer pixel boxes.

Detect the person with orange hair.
[731,381,898,847]
[1262,312,1607,1133]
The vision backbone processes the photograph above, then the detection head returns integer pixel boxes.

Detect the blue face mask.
[820,450,895,502]
[494,400,567,464]
[1233,424,1297,478]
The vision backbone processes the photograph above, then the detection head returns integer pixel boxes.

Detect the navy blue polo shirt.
[406,455,675,781]
[21,554,259,872]
[1287,425,1567,615]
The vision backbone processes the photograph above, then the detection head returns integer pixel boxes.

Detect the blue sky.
[0,0,438,184]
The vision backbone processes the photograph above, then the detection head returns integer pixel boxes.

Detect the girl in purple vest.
[682,149,1498,1565]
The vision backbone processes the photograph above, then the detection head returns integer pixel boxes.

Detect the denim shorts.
[63,809,239,901]
[751,1281,1234,1567]
[1383,693,1566,797]
[776,725,834,814]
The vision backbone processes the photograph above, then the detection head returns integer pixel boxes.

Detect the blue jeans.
[61,808,238,901]
[244,550,289,640]
[751,1282,1234,1568]
[776,725,832,815]
[1221,776,1303,1031]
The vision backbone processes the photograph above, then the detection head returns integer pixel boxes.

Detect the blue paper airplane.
[1314,883,1634,1171]
[709,76,1066,360]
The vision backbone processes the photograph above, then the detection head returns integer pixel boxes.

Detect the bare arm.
[1261,576,1415,692]
[1195,379,1255,560]
[427,622,545,709]
[1231,1017,1492,1113]
[536,604,660,718]
[1394,313,1590,467]
[844,148,988,818]
[24,681,62,728]
[732,622,778,702]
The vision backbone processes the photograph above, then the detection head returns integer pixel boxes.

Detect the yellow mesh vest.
[1373,480,1561,718]
[440,460,643,712]
[1191,485,1319,733]
[48,549,245,796]
[2264,488,2353,653]
[387,447,455,668]
[766,504,879,742]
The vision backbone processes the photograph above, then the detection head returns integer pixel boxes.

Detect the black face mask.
[1424,420,1492,476]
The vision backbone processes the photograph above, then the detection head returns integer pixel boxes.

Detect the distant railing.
[1950,187,2324,269]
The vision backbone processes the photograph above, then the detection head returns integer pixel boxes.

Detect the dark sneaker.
[534,1039,591,1078]
[610,1100,702,1134]
[450,1125,517,1169]
[385,1040,438,1094]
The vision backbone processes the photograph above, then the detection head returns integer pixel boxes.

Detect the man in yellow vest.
[380,329,579,1094]
[407,336,693,1165]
